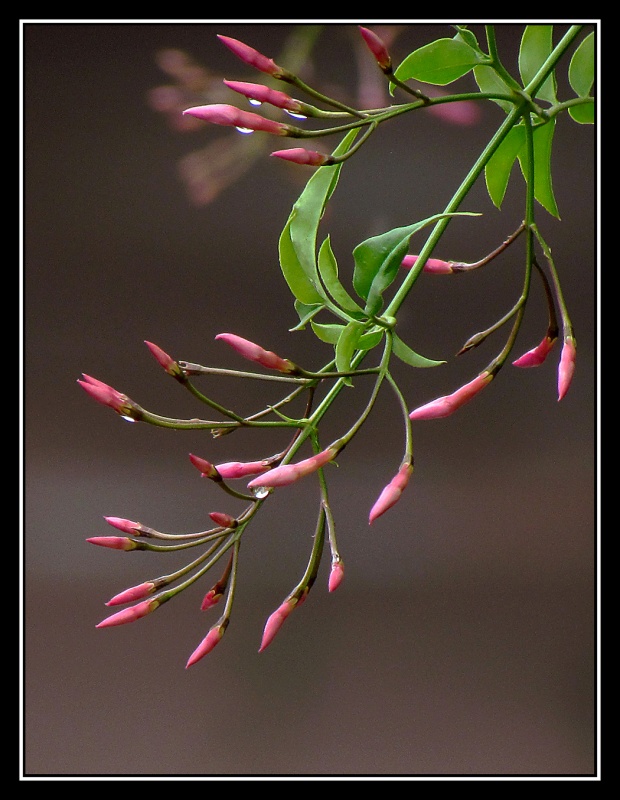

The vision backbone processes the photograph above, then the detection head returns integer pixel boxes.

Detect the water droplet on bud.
[248,98,262,107]
[252,486,270,499]
[121,415,137,423]
[285,110,307,120]
[235,126,254,134]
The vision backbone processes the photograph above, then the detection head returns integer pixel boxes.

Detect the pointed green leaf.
[290,300,324,331]
[568,31,595,124]
[518,24,557,104]
[310,321,383,351]
[394,38,484,86]
[518,119,560,218]
[473,64,514,113]
[317,236,365,317]
[453,26,482,53]
[485,123,526,208]
[335,320,366,385]
[353,213,479,315]
[279,130,358,306]
[392,333,445,368]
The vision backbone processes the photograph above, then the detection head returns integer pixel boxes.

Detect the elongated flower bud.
[270,148,331,166]
[104,516,141,534]
[106,581,156,607]
[247,447,337,490]
[358,26,392,71]
[214,460,270,479]
[215,332,297,373]
[368,462,413,524]
[557,337,577,401]
[409,372,493,420]
[223,80,303,112]
[209,511,237,529]
[86,536,139,551]
[401,254,454,275]
[186,624,226,668]
[217,34,284,77]
[328,559,345,593]
[77,374,142,420]
[200,588,223,611]
[144,340,184,378]
[512,335,557,368]
[259,598,296,652]
[189,453,220,480]
[96,598,160,628]
[183,104,290,135]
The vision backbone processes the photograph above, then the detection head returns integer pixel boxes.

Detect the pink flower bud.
[328,560,345,593]
[259,598,296,652]
[557,337,577,401]
[223,80,302,112]
[247,447,337,490]
[96,598,159,628]
[214,460,270,479]
[512,335,557,368]
[217,34,284,77]
[183,104,289,135]
[144,340,183,378]
[104,516,141,534]
[200,588,223,611]
[358,26,392,70]
[86,536,138,551]
[368,462,413,524]
[105,581,156,607]
[409,372,493,420]
[270,148,331,167]
[209,512,237,529]
[189,453,219,480]
[186,625,225,668]
[78,374,140,419]
[401,254,454,275]
[215,332,296,373]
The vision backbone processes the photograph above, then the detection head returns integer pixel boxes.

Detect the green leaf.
[278,129,358,306]
[568,31,595,124]
[310,321,383,348]
[485,123,526,208]
[317,236,365,317]
[473,64,514,113]
[352,213,479,315]
[290,300,323,331]
[453,26,481,53]
[392,333,445,368]
[569,31,595,97]
[518,119,560,218]
[394,37,484,86]
[518,24,557,104]
[335,320,366,384]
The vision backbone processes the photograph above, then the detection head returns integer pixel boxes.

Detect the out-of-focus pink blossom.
[183,104,290,135]
[186,625,226,668]
[223,80,303,112]
[401,254,454,274]
[217,34,284,77]
[368,462,413,524]
[557,337,577,401]
[215,332,296,373]
[409,372,493,420]
[86,536,138,551]
[328,560,345,592]
[358,26,392,70]
[512,335,557,368]
[96,599,159,628]
[247,447,337,490]
[271,147,331,166]
[106,582,156,607]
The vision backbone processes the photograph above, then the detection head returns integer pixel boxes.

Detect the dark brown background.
[23,21,597,777]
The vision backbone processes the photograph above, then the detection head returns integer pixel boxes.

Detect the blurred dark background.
[22,22,597,777]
